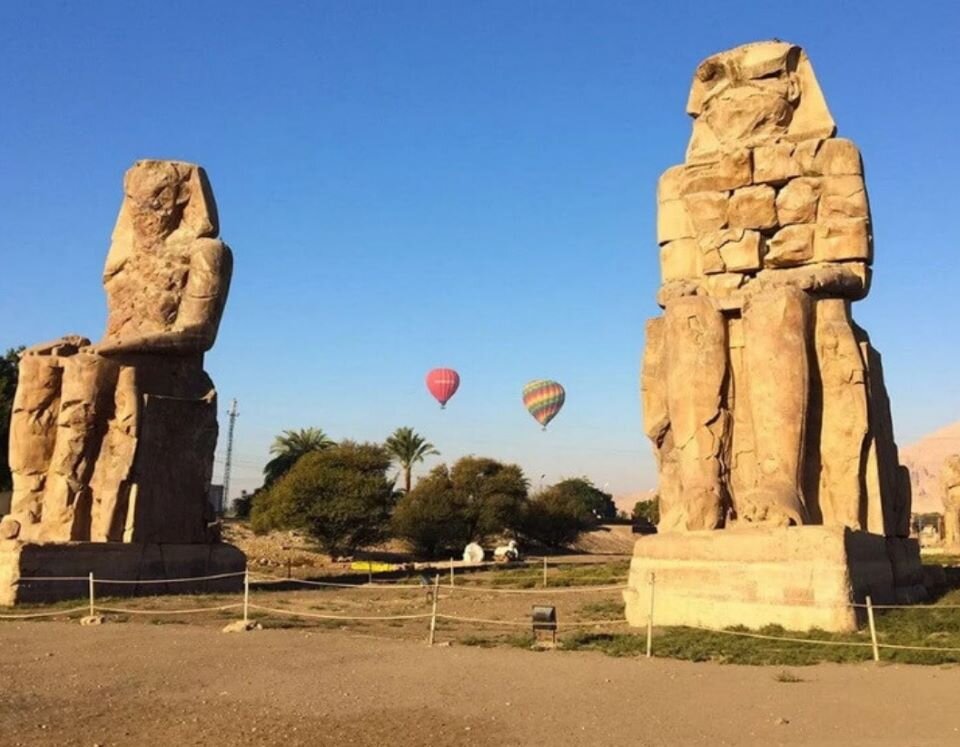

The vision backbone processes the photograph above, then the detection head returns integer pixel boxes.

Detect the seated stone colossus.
[644,40,910,537]
[1,160,232,546]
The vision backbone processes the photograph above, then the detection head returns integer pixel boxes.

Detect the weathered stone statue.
[644,40,909,536]
[941,456,960,548]
[0,160,244,604]
[626,42,924,632]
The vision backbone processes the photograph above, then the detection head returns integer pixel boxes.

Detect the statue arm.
[22,335,92,356]
[751,262,870,300]
[97,239,233,356]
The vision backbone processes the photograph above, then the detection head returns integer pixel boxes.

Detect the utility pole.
[222,398,239,515]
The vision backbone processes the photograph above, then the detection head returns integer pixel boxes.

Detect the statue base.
[0,540,246,606]
[622,526,925,633]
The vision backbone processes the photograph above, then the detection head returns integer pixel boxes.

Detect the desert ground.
[5,532,960,745]
[2,622,959,746]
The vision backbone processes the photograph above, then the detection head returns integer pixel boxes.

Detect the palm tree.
[263,427,334,485]
[384,427,439,493]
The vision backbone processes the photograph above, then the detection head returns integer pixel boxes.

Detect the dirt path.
[2,623,958,746]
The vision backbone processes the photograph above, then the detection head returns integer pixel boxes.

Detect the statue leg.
[641,317,682,530]
[740,287,810,526]
[663,296,728,530]
[40,353,118,542]
[813,299,868,529]
[946,502,960,548]
[88,366,140,541]
[7,354,63,537]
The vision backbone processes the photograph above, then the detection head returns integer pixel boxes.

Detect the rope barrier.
[436,613,531,627]
[250,572,626,594]
[0,606,89,620]
[877,641,960,653]
[685,625,876,648]
[557,619,631,628]
[249,574,425,590]
[93,572,247,585]
[851,602,960,610]
[8,566,960,658]
[450,583,628,594]
[19,571,246,585]
[435,614,631,629]
[95,603,244,615]
[248,604,432,622]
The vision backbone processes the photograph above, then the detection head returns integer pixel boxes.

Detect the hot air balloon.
[426,368,460,409]
[522,379,565,430]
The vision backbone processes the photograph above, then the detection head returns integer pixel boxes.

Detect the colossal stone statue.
[625,42,925,632]
[0,160,244,604]
[643,41,910,537]
[941,456,960,548]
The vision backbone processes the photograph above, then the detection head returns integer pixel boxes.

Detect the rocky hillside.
[900,421,960,514]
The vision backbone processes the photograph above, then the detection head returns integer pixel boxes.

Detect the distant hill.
[614,490,656,517]
[900,421,960,514]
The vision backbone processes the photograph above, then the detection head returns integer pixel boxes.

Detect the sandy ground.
[2,622,959,746]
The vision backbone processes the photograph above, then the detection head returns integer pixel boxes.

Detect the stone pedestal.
[622,526,925,633]
[0,541,246,606]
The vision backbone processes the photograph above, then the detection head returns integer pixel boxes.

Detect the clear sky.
[2,1,958,504]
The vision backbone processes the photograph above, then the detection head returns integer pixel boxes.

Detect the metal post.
[449,558,455,587]
[88,572,95,617]
[542,556,548,588]
[645,571,656,659]
[428,574,440,646]
[866,595,880,663]
[222,399,239,514]
[368,563,373,585]
[243,569,250,624]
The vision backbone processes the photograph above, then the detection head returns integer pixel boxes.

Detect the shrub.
[392,456,528,558]
[250,441,396,557]
[519,486,596,548]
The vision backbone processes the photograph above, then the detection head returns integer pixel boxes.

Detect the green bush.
[250,441,396,557]
[518,478,615,548]
[392,456,528,558]
[632,496,660,525]
[518,490,594,548]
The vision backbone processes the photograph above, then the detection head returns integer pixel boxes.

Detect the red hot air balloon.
[426,368,460,409]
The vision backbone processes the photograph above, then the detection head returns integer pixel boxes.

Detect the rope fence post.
[88,572,95,617]
[543,557,548,588]
[645,571,656,659]
[449,558,455,588]
[428,573,440,646]
[866,595,880,662]
[243,569,250,624]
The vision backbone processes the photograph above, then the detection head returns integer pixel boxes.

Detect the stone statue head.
[115,160,219,245]
[685,41,836,160]
[105,160,220,280]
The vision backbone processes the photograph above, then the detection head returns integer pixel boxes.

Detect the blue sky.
[2,1,959,503]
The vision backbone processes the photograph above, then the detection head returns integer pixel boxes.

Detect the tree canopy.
[262,427,334,486]
[384,426,438,493]
[632,496,660,526]
[251,441,396,557]
[0,348,23,492]
[392,456,528,558]
[548,477,617,523]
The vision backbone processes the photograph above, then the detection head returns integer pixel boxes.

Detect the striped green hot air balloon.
[522,379,566,430]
